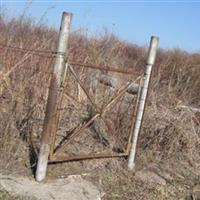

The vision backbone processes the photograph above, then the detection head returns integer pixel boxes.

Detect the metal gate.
[36,12,159,181]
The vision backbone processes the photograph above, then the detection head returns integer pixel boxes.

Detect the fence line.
[0,12,159,182]
[0,43,54,56]
[0,44,140,75]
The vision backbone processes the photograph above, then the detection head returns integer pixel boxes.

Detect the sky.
[0,0,200,53]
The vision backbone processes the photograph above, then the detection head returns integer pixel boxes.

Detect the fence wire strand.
[0,43,55,58]
[0,43,141,75]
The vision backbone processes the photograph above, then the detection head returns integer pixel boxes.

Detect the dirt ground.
[1,152,200,200]
[0,173,102,200]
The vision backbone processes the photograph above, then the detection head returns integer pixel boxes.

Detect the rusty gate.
[36,12,159,181]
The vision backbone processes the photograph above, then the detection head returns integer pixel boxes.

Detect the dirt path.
[0,174,103,200]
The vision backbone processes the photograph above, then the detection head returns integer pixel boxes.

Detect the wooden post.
[36,12,72,182]
[128,36,159,170]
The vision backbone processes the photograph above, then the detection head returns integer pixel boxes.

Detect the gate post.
[128,36,159,170]
[36,12,72,182]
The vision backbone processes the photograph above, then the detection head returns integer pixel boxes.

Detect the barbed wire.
[0,43,55,58]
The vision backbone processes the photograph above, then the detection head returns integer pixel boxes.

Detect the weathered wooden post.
[36,12,72,182]
[128,36,159,170]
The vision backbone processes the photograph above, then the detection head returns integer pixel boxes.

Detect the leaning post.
[36,12,72,182]
[128,36,159,170]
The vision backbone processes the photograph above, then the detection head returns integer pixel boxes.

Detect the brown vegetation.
[0,13,200,199]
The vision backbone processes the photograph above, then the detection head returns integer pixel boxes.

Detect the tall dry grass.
[0,13,199,176]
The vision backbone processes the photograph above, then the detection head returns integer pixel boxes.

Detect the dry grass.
[140,49,200,162]
[0,11,200,199]
[0,190,36,200]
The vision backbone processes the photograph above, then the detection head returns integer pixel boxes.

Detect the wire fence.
[0,41,141,156]
[0,43,140,75]
[0,43,55,58]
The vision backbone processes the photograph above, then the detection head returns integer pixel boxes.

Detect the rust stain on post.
[41,75,57,143]
[36,12,72,182]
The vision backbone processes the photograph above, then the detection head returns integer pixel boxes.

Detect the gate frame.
[35,11,159,182]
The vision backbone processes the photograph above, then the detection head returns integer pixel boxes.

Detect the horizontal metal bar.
[49,152,128,163]
[69,61,139,75]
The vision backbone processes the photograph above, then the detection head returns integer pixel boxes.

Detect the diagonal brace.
[54,76,142,155]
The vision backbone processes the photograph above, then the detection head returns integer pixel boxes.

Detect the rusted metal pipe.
[36,12,72,182]
[69,61,140,75]
[49,152,128,163]
[128,36,159,170]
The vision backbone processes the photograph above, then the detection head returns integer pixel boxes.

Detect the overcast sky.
[1,0,200,53]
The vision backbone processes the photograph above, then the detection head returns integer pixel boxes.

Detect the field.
[0,12,200,200]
